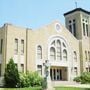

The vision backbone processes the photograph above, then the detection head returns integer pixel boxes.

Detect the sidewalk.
[52,81,90,88]
[64,84,90,88]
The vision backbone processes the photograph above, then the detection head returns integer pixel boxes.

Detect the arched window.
[51,40,55,46]
[37,45,42,59]
[63,49,67,60]
[49,38,68,61]
[57,40,61,60]
[74,51,77,61]
[63,42,66,47]
[50,47,55,60]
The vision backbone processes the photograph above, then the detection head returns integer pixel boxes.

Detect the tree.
[4,58,20,88]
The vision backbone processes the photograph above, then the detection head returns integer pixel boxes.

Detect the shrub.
[4,58,20,88]
[80,72,90,84]
[74,72,90,84]
[73,76,81,82]
[19,73,30,87]
[19,72,43,87]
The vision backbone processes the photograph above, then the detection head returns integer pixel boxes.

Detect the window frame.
[37,45,42,59]
[14,38,18,54]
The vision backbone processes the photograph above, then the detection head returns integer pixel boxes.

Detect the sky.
[0,0,90,29]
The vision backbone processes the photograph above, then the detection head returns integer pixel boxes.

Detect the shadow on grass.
[84,89,90,90]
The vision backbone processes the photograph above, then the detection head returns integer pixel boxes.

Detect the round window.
[55,23,61,31]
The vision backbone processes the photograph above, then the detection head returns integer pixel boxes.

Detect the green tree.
[4,58,20,88]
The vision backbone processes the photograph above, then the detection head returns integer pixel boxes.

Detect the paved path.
[52,81,90,88]
[64,84,90,88]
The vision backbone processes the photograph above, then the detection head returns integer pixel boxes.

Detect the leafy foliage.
[19,72,43,88]
[74,72,90,84]
[80,72,90,84]
[73,76,81,82]
[4,58,20,88]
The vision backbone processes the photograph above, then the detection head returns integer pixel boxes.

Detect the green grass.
[0,87,42,90]
[0,87,90,90]
[55,87,90,90]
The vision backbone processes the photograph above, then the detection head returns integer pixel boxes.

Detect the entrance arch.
[48,36,70,81]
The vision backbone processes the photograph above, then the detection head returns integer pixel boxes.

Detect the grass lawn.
[0,87,42,90]
[55,87,90,90]
[0,87,90,90]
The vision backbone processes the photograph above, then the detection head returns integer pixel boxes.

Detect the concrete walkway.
[64,84,90,88]
[52,81,90,88]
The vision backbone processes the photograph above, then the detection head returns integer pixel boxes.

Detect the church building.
[0,8,90,84]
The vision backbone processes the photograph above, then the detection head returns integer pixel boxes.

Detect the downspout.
[26,28,28,73]
[4,24,7,74]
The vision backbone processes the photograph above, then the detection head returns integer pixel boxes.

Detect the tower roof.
[64,8,90,16]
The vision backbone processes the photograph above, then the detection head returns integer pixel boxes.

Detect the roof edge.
[64,8,90,16]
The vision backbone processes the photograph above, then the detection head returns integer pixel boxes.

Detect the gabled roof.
[64,8,90,16]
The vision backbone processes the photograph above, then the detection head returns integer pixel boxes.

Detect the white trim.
[47,35,75,81]
[55,23,62,32]
[48,35,70,61]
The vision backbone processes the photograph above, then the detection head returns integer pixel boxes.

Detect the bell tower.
[64,8,90,72]
[64,8,90,39]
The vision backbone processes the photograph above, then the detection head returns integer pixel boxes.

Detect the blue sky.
[0,0,90,29]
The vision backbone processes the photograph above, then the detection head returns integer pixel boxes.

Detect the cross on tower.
[75,1,77,8]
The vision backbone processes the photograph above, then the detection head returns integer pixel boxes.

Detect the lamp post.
[44,60,54,90]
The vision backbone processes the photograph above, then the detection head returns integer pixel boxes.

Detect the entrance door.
[50,68,62,81]
[59,69,62,80]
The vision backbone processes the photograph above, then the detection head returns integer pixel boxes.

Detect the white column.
[55,68,57,80]
[67,67,71,81]
[51,69,53,80]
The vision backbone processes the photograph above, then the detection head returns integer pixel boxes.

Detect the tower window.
[68,20,72,33]
[73,20,76,37]
[82,18,89,37]
[68,19,76,37]
[83,23,85,36]
[86,24,88,36]
[69,25,72,33]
